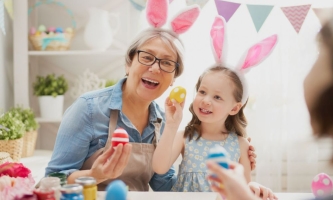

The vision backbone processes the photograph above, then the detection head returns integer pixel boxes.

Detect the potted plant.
[33,74,68,119]
[9,106,39,157]
[0,111,26,161]
[105,79,118,88]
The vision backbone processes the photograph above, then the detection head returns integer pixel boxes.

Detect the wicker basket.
[0,138,23,162]
[28,0,76,51]
[29,32,74,51]
[0,152,13,165]
[21,130,38,158]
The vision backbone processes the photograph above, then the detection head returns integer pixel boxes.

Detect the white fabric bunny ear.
[210,16,228,65]
[146,0,169,28]
[146,0,200,34]
[238,34,278,73]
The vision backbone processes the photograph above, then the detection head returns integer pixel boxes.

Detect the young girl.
[152,16,278,197]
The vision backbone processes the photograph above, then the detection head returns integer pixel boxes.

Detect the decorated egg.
[312,173,333,198]
[169,86,186,103]
[55,27,63,33]
[47,27,56,32]
[206,145,230,170]
[38,25,46,32]
[65,27,73,33]
[105,180,127,200]
[111,128,129,147]
[30,27,36,35]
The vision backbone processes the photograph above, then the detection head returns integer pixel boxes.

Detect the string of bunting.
[214,0,330,34]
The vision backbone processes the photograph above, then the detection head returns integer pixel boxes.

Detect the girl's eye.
[199,90,205,94]
[214,95,222,100]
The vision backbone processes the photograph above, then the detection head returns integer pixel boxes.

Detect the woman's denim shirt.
[45,78,176,191]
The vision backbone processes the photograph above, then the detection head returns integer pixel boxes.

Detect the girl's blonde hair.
[184,65,248,141]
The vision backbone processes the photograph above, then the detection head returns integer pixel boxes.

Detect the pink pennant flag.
[214,0,241,22]
[281,5,311,33]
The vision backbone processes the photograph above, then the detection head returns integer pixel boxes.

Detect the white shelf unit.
[13,0,137,124]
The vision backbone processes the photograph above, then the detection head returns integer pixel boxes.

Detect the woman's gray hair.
[125,28,185,78]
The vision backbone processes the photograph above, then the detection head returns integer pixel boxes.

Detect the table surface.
[98,192,314,200]
[21,151,315,200]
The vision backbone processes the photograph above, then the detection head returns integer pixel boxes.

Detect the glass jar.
[60,184,83,200]
[75,177,97,200]
[47,172,67,186]
[33,188,56,200]
[40,177,61,200]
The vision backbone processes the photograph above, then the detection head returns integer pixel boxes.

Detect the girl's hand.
[164,97,185,128]
[248,182,278,200]
[89,143,132,183]
[206,161,257,200]
[247,137,257,170]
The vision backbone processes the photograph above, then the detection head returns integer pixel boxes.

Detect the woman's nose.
[149,61,160,73]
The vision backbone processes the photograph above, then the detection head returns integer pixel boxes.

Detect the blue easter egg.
[55,27,63,33]
[105,180,127,200]
[206,145,230,169]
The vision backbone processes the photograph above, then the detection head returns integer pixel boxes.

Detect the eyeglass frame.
[136,50,179,73]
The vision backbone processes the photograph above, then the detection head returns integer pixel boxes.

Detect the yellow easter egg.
[169,86,186,103]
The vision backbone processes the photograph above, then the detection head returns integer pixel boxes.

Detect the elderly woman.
[206,16,333,200]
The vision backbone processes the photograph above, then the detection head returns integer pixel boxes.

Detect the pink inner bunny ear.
[146,0,168,28]
[210,16,226,62]
[171,5,200,34]
[241,34,278,70]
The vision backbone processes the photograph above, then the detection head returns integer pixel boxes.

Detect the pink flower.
[0,162,31,178]
[0,174,35,200]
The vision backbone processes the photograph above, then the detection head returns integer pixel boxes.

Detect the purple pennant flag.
[214,0,241,22]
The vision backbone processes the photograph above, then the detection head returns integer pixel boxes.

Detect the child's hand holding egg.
[169,86,186,103]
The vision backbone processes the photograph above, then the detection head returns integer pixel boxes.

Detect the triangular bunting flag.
[247,5,274,32]
[313,7,333,26]
[281,5,311,34]
[0,0,5,35]
[186,0,209,9]
[214,0,241,22]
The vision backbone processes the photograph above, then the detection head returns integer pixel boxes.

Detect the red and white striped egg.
[111,128,129,147]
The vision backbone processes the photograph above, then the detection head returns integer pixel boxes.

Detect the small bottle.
[60,184,83,200]
[75,177,97,200]
[40,177,61,200]
[47,172,67,186]
[33,188,56,200]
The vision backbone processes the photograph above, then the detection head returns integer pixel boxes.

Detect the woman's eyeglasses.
[137,50,179,73]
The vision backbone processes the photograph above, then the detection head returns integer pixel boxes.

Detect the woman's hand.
[206,161,258,200]
[247,137,257,170]
[89,143,132,183]
[164,97,185,129]
[248,182,278,200]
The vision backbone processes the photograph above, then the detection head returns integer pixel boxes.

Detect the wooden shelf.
[28,50,124,56]
[36,117,62,123]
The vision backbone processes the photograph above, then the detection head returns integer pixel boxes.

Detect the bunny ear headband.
[146,0,200,34]
[210,16,278,105]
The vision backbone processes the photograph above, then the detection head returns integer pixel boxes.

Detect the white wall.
[0,9,13,112]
